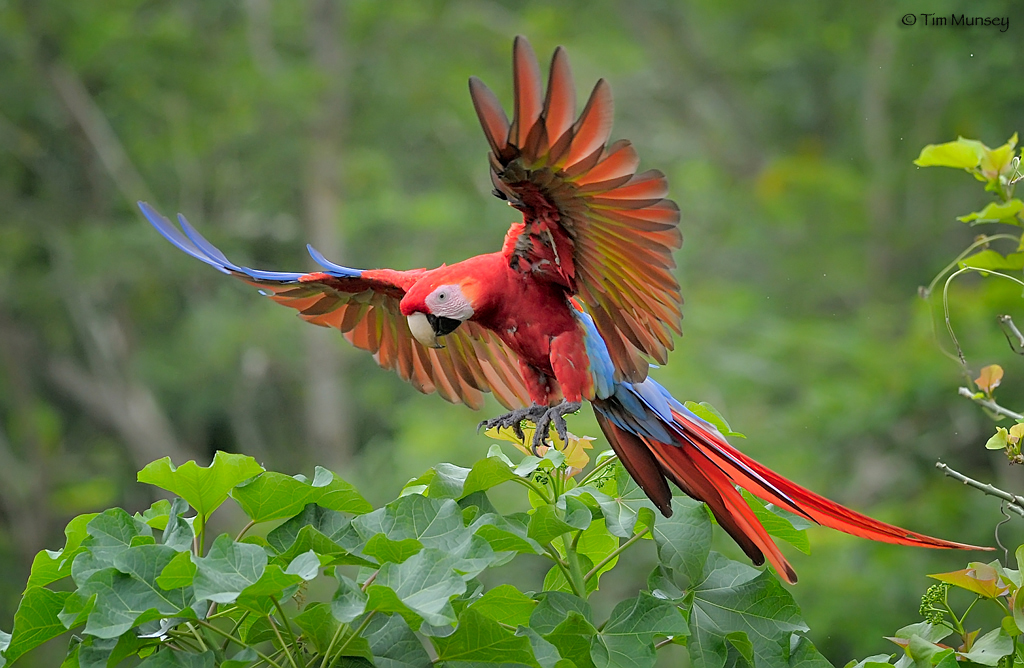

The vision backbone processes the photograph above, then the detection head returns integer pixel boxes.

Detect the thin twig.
[935,462,1024,517]
[957,387,1024,420]
[267,612,300,668]
[998,315,1024,355]
[584,526,651,582]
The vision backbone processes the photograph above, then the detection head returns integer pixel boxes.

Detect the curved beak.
[407,312,463,349]
[408,312,442,348]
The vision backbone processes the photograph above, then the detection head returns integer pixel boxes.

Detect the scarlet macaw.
[140,37,986,583]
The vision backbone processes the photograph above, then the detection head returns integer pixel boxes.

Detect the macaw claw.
[479,401,583,455]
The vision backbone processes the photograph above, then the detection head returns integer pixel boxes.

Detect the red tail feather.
[595,401,991,585]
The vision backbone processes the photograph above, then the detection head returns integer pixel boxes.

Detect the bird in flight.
[141,36,986,583]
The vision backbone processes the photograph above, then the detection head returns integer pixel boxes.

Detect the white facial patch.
[426,284,474,320]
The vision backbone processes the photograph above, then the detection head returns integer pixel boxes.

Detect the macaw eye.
[437,291,448,301]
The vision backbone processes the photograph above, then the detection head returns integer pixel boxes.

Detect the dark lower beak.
[427,314,462,337]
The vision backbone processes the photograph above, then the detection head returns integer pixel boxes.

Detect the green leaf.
[136,649,215,667]
[235,564,302,613]
[295,602,343,655]
[688,552,809,668]
[957,199,1024,225]
[81,544,196,638]
[27,513,98,589]
[471,512,544,555]
[957,628,1013,666]
[528,501,591,545]
[266,504,366,565]
[469,585,537,627]
[310,467,372,514]
[231,472,314,523]
[432,608,541,667]
[959,250,1024,273]
[652,498,712,588]
[929,562,1010,598]
[362,614,433,668]
[137,452,263,520]
[461,457,519,497]
[403,463,470,499]
[155,550,196,590]
[591,592,688,668]
[546,520,619,594]
[543,612,597,668]
[365,548,467,628]
[914,138,984,169]
[192,534,267,604]
[893,621,955,644]
[742,491,811,555]
[987,428,1010,450]
[726,631,754,666]
[72,509,154,585]
[161,499,195,553]
[4,587,71,663]
[363,534,423,564]
[332,575,368,623]
[530,592,594,634]
[285,550,320,580]
[683,401,746,438]
[222,648,258,668]
[139,500,173,531]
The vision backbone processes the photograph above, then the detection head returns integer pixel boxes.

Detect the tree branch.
[958,386,1024,421]
[935,462,1024,517]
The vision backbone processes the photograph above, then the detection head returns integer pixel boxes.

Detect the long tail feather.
[593,380,991,584]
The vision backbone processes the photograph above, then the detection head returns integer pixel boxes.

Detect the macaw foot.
[478,404,549,442]
[530,401,583,455]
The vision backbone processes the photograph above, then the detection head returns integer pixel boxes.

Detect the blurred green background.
[2,0,1024,664]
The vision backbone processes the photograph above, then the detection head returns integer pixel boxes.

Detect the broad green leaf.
[530,592,594,635]
[528,500,591,545]
[139,500,173,531]
[266,504,367,566]
[957,628,1013,666]
[295,602,343,655]
[72,509,154,585]
[76,631,151,668]
[683,401,746,438]
[957,199,1024,225]
[222,648,258,668]
[192,534,267,604]
[155,551,196,590]
[958,250,1024,273]
[914,139,984,169]
[137,452,263,520]
[461,457,519,497]
[81,544,196,638]
[364,534,423,564]
[469,585,537,627]
[726,631,754,665]
[471,512,544,555]
[231,472,314,523]
[565,486,640,539]
[906,635,953,667]
[366,548,467,628]
[285,550,321,580]
[353,495,467,554]
[362,613,433,668]
[5,587,71,663]
[843,653,894,668]
[161,499,194,553]
[652,498,712,588]
[310,467,372,514]
[892,621,954,644]
[688,552,808,668]
[432,608,541,667]
[742,491,810,555]
[332,575,368,623]
[543,612,598,668]
[235,564,302,613]
[27,513,98,589]
[980,133,1019,178]
[591,592,688,668]
[987,428,1010,451]
[403,463,470,499]
[136,649,215,667]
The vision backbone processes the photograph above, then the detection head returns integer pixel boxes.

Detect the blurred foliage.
[1,0,1024,665]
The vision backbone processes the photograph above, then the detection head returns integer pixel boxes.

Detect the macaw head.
[400,274,480,349]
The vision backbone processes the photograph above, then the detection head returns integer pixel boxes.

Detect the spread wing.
[470,36,683,382]
[140,203,531,410]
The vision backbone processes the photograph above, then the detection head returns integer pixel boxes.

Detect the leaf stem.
[267,611,301,668]
[561,533,588,599]
[957,386,1024,420]
[185,621,209,652]
[197,620,283,668]
[235,520,257,542]
[584,525,651,582]
[333,612,376,661]
[578,453,619,487]
[935,462,1024,517]
[922,234,1019,298]
[222,610,250,652]
[270,595,300,656]
[510,475,551,504]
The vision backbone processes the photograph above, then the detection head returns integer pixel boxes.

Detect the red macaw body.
[142,37,987,584]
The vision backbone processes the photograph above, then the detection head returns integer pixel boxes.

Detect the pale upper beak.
[407,312,443,349]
